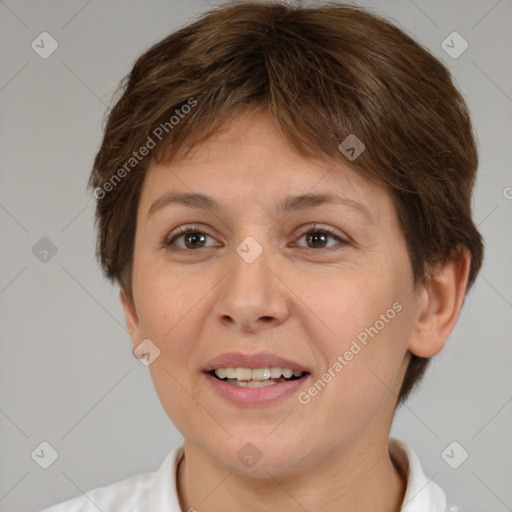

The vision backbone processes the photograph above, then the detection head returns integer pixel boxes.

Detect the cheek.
[134,257,205,332]
[304,269,410,408]
[137,270,208,431]
[310,267,405,351]
[149,360,207,441]
[297,306,409,441]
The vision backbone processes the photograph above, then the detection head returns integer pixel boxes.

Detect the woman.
[41,1,483,510]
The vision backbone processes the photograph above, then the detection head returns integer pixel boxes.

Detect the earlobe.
[120,289,141,350]
[408,251,471,358]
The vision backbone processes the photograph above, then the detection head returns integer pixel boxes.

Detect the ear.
[408,250,471,358]
[120,289,142,351]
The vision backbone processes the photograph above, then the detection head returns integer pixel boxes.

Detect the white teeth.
[215,368,227,379]
[270,367,282,378]
[225,368,237,379]
[235,367,252,380]
[213,367,305,381]
[251,368,271,380]
[233,379,277,388]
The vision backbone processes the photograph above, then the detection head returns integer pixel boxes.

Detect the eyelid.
[296,223,344,238]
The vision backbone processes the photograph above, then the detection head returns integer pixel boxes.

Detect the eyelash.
[163,224,348,253]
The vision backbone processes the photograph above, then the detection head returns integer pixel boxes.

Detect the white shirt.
[40,438,451,512]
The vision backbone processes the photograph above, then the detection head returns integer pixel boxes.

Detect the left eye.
[295,228,345,250]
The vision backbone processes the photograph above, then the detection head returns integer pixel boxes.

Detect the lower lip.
[203,372,310,406]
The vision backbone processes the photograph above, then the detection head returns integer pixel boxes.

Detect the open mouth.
[208,368,310,388]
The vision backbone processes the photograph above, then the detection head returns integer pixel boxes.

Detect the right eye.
[164,225,220,251]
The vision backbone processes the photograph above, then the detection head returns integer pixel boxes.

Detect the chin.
[206,434,311,478]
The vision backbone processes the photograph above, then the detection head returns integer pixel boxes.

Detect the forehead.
[139,110,394,222]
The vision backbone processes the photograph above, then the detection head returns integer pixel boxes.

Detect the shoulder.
[38,471,155,512]
[38,444,184,512]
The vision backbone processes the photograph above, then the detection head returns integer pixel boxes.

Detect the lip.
[203,371,311,406]
[201,352,311,407]
[201,352,310,373]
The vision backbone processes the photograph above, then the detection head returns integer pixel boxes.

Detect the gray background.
[0,0,511,511]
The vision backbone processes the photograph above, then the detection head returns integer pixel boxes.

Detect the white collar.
[390,438,447,511]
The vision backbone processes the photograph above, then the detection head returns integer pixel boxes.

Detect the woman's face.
[122,110,425,476]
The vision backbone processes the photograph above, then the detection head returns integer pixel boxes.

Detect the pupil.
[185,233,205,249]
[307,233,326,248]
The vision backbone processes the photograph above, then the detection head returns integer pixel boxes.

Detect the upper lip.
[202,352,310,373]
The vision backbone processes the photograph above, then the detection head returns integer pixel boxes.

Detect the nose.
[213,243,290,333]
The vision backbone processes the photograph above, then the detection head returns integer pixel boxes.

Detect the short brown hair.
[89,1,484,403]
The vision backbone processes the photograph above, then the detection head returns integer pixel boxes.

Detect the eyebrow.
[147,191,373,222]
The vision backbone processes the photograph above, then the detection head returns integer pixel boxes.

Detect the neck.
[177,435,406,512]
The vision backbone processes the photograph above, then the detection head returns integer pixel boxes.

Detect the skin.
[121,109,470,512]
